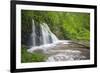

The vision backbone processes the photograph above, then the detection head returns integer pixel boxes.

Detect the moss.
[21,46,47,63]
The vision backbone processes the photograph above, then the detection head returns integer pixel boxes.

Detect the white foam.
[46,50,86,62]
[27,40,70,53]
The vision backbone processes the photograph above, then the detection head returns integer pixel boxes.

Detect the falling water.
[31,19,58,47]
[41,23,58,44]
[31,19,36,46]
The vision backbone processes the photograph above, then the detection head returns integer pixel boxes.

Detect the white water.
[41,23,58,44]
[31,20,36,46]
[28,19,62,52]
[46,50,86,62]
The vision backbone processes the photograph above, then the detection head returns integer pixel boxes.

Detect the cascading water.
[41,23,58,44]
[32,19,58,46]
[31,19,36,47]
[28,19,59,52]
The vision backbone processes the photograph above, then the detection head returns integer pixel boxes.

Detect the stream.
[28,40,90,62]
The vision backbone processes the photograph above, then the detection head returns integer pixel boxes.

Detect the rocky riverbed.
[27,40,90,62]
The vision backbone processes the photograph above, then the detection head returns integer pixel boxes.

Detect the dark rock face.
[23,21,55,48]
[35,23,42,46]
[27,19,59,48]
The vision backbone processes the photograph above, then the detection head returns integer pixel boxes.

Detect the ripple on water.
[46,50,86,62]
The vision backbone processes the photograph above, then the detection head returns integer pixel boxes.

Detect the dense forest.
[21,10,90,63]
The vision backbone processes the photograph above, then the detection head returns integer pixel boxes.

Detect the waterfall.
[31,19,36,46]
[28,19,69,53]
[31,19,58,47]
[41,23,58,44]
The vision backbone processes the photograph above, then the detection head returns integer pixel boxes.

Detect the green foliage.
[61,12,90,41]
[21,10,90,45]
[21,46,47,63]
